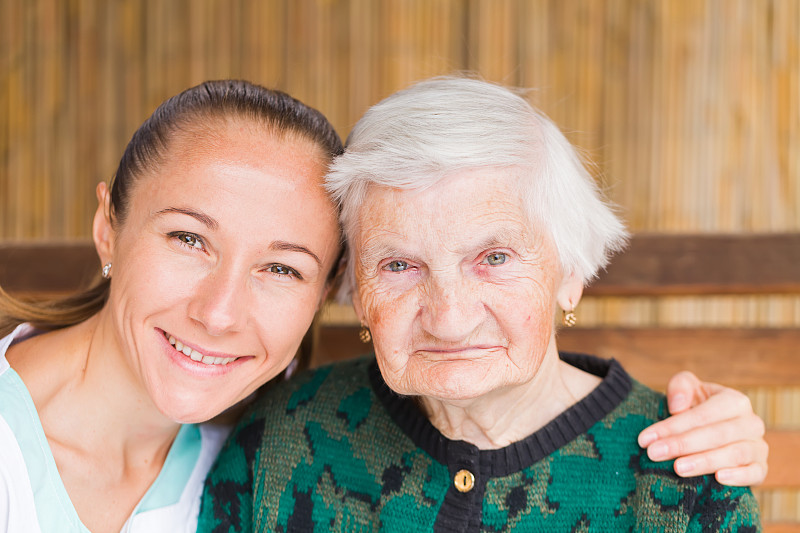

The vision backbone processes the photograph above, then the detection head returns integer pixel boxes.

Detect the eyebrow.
[156,207,219,230]
[271,241,322,268]
[472,229,526,251]
[358,243,408,269]
[357,226,529,267]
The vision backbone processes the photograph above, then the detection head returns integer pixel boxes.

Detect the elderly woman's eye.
[266,264,302,279]
[170,231,205,250]
[384,260,409,272]
[484,252,507,266]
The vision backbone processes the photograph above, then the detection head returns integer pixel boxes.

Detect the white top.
[0,324,231,533]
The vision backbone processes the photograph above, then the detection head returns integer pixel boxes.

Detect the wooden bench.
[2,235,799,530]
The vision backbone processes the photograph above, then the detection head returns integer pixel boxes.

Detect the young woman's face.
[97,122,341,423]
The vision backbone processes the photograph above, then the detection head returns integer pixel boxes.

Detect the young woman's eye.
[170,232,205,251]
[384,260,410,272]
[483,252,507,266]
[265,264,302,279]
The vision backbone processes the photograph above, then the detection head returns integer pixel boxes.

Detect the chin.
[405,361,503,402]
[154,393,223,425]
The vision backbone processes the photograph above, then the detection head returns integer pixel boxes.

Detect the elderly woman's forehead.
[367,166,523,195]
[357,177,551,245]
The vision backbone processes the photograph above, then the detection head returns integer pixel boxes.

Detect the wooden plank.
[315,325,800,389]
[765,524,800,533]
[0,241,98,293]
[586,234,800,296]
[763,431,800,489]
[557,327,800,389]
[314,324,374,368]
[3,234,800,295]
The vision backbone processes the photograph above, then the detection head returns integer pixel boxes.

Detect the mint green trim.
[136,423,201,513]
[0,357,202,529]
[0,367,89,532]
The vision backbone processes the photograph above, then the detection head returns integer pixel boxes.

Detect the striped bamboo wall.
[2,0,799,524]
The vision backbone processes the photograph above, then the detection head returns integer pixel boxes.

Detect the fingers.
[669,439,769,486]
[639,386,757,447]
[664,371,704,414]
[673,436,768,475]
[664,371,730,415]
[648,425,769,486]
[642,412,764,461]
[637,395,768,486]
[639,376,770,486]
[715,462,769,487]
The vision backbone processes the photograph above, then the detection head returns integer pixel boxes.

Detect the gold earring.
[102,262,112,279]
[562,309,577,327]
[359,322,371,343]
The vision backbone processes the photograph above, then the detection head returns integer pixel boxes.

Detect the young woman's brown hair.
[0,80,344,347]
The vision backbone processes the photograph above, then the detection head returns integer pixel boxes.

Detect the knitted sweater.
[199,353,760,532]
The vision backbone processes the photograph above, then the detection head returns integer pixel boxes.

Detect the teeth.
[163,330,237,366]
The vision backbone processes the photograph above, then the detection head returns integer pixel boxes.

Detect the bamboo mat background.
[2,0,799,523]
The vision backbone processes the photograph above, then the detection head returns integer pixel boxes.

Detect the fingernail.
[639,431,658,447]
[716,470,732,483]
[675,460,694,476]
[649,443,669,461]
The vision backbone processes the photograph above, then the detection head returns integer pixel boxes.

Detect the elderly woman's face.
[353,169,580,401]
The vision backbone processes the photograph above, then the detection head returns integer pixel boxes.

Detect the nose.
[187,266,248,336]
[420,272,486,342]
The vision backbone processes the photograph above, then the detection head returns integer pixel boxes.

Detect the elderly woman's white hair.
[326,76,629,300]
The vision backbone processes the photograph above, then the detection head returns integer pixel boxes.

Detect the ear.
[92,182,115,267]
[556,270,584,312]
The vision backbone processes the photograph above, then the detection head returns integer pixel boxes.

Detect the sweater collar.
[369,352,632,476]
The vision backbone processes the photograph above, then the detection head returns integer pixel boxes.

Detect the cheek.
[360,283,414,335]
[497,277,557,344]
[359,287,418,361]
[255,286,325,345]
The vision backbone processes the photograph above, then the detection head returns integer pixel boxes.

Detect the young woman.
[0,80,767,533]
[0,80,343,532]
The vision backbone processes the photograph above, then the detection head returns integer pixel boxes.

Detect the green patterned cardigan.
[198,353,760,532]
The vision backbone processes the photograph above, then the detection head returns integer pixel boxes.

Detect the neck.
[10,313,179,463]
[419,349,601,450]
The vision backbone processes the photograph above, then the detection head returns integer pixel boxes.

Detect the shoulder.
[586,370,760,530]
[0,323,36,375]
[251,355,376,423]
[246,356,380,459]
[212,357,376,461]
[628,456,760,530]
[199,357,379,533]
[607,378,669,430]
[0,413,42,533]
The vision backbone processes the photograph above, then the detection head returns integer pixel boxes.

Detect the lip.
[413,345,503,358]
[156,328,253,372]
[158,328,243,360]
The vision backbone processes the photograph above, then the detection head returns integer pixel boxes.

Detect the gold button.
[454,469,475,493]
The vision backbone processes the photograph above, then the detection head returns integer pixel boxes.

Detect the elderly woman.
[200,77,760,531]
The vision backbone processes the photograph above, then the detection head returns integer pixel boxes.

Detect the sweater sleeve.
[196,408,265,533]
[685,480,761,532]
